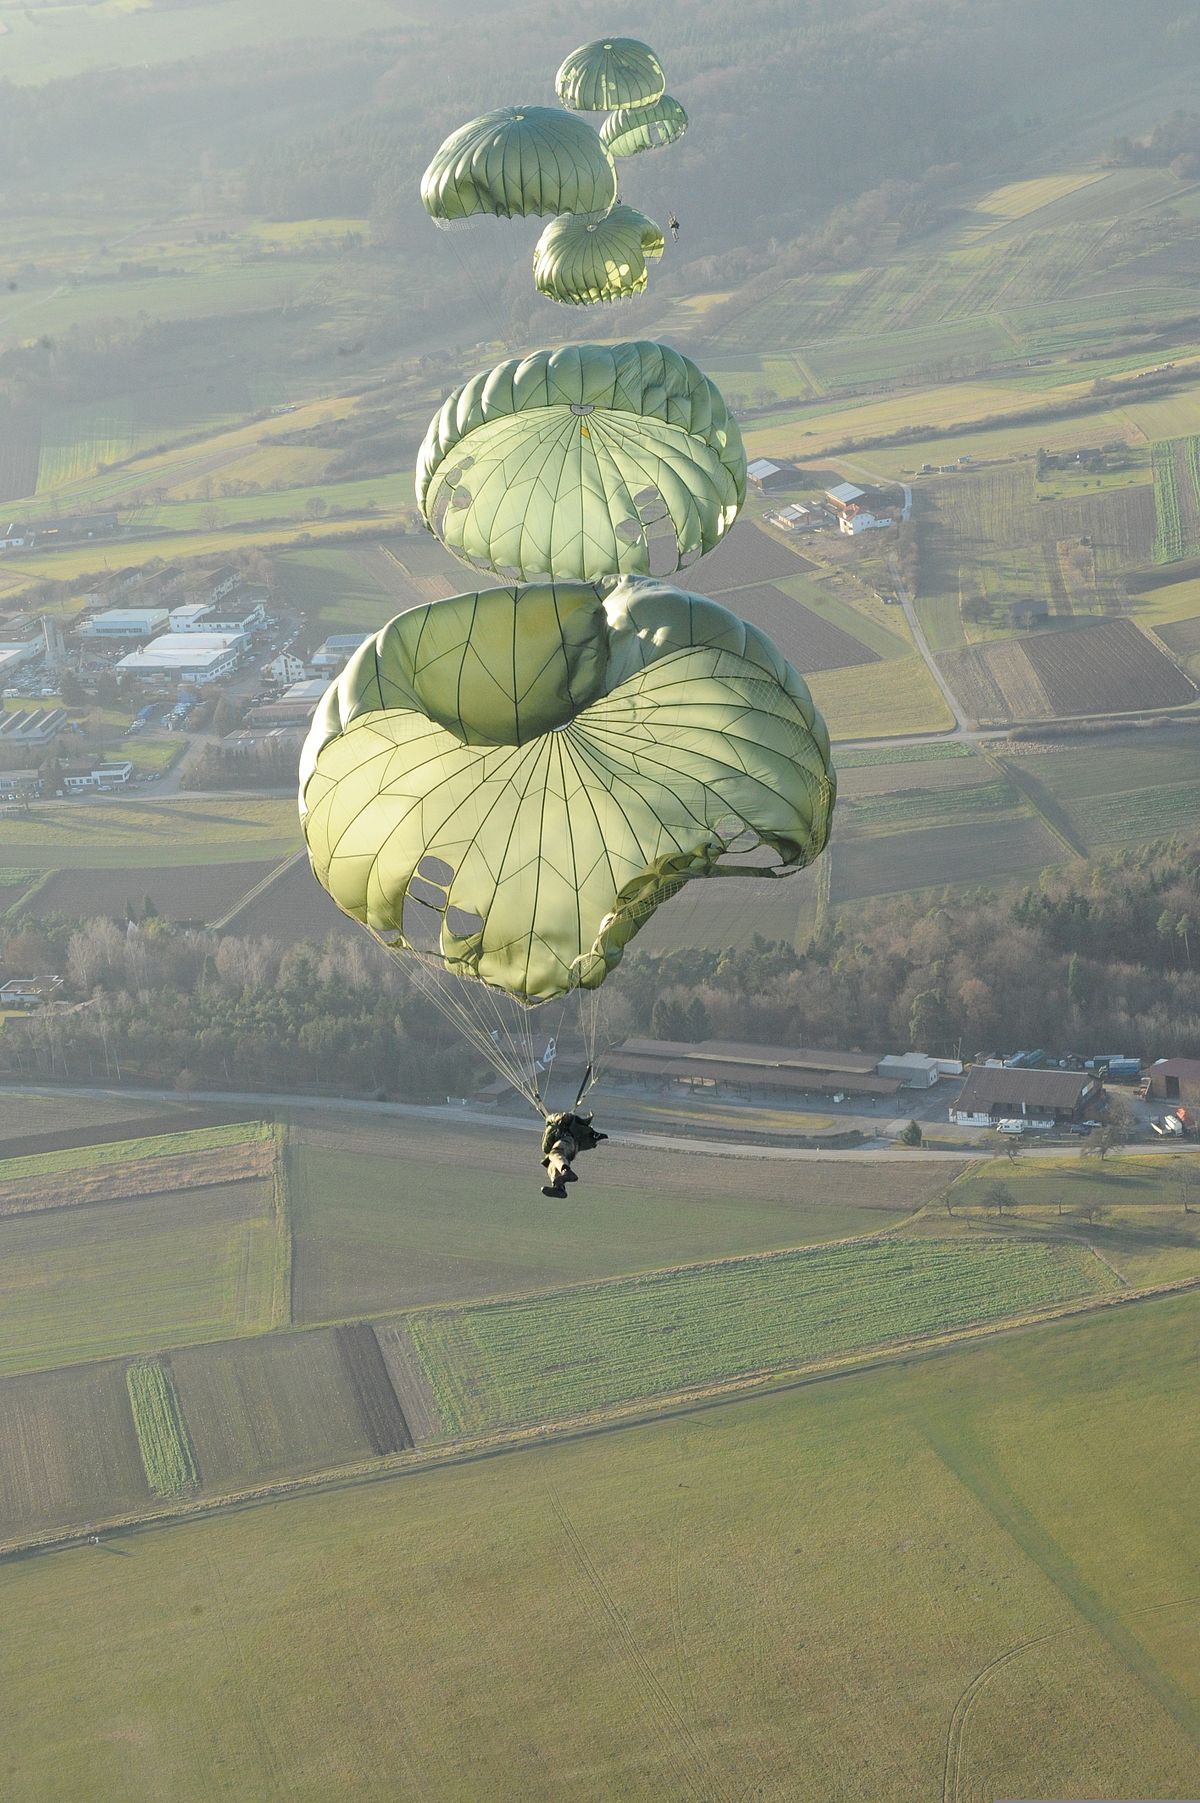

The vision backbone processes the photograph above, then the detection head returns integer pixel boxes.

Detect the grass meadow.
[0,798,299,869]
[126,1359,198,1498]
[1,1296,1196,1800]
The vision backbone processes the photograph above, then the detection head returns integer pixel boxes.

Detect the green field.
[0,1181,277,1376]
[0,798,299,869]
[405,1236,1115,1433]
[126,1359,197,1498]
[3,1295,1197,1801]
[287,1124,957,1320]
[807,654,954,739]
[0,1120,266,1184]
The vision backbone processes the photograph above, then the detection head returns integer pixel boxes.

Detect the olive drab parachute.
[420,106,617,226]
[532,206,664,306]
[555,38,665,113]
[600,95,689,160]
[415,341,746,583]
[299,579,836,1006]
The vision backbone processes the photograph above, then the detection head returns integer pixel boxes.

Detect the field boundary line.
[4,1275,1197,1564]
[207,849,306,932]
[3,868,53,920]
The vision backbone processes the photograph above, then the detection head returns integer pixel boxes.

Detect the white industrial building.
[0,641,42,680]
[62,761,134,791]
[204,599,266,635]
[263,652,306,685]
[78,608,170,639]
[117,630,248,683]
[168,603,213,632]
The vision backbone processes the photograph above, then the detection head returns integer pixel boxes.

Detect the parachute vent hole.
[615,518,643,545]
[451,488,472,509]
[458,455,475,471]
[409,876,448,911]
[418,855,455,886]
[646,518,681,577]
[400,893,443,953]
[444,465,462,486]
[446,906,485,938]
[570,402,596,416]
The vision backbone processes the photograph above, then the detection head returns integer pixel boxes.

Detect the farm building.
[747,458,793,493]
[606,1038,903,1101]
[62,761,134,792]
[78,608,170,639]
[312,633,371,672]
[1144,1058,1200,1107]
[117,631,248,683]
[825,481,894,537]
[949,1065,1101,1130]
[877,1053,940,1089]
[775,503,820,532]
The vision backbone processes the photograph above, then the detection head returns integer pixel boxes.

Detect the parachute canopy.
[600,94,689,159]
[533,204,664,306]
[300,578,835,1004]
[421,106,617,225]
[555,38,665,112]
[416,341,746,583]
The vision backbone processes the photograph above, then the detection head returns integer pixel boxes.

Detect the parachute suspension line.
[446,230,509,342]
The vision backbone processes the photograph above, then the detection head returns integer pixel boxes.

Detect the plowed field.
[832,814,1061,900]
[725,582,878,672]
[940,620,1195,722]
[21,860,276,924]
[687,523,816,591]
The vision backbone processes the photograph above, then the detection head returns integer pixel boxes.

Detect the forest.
[5,841,1199,1097]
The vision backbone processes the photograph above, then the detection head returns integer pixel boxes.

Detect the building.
[311,633,370,672]
[0,640,43,681]
[79,608,170,639]
[1144,1058,1200,1108]
[877,1053,941,1089]
[168,603,213,632]
[825,481,894,537]
[0,707,65,745]
[0,524,28,550]
[0,770,42,798]
[949,1065,1101,1130]
[203,601,266,635]
[774,503,818,532]
[605,1038,903,1101]
[117,631,248,683]
[0,976,64,1008]
[245,678,328,727]
[746,458,793,493]
[62,760,134,791]
[262,652,306,686]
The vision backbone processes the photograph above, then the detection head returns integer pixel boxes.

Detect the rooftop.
[956,1065,1096,1111]
[826,482,866,506]
[617,1038,882,1074]
[747,458,782,478]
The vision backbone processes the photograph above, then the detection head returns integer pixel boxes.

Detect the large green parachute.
[416,341,746,583]
[600,94,689,159]
[555,38,665,112]
[533,205,664,306]
[300,579,835,1005]
[421,106,617,225]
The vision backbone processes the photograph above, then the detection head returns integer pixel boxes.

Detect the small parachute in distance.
[415,340,746,584]
[601,94,689,160]
[555,37,665,112]
[420,106,617,226]
[299,577,836,1008]
[532,205,664,306]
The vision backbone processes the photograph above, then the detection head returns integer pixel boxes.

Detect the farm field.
[0,798,299,869]
[4,1296,1195,1800]
[16,860,280,924]
[0,1359,148,1543]
[939,619,1196,724]
[686,522,818,590]
[405,1236,1116,1433]
[807,653,953,738]
[831,811,1062,902]
[0,1120,268,1188]
[126,1360,198,1499]
[0,1179,277,1376]
[0,1298,1189,1803]
[1152,436,1200,563]
[839,777,1018,834]
[286,1122,959,1321]
[719,581,880,673]
[169,1329,382,1493]
[836,750,989,799]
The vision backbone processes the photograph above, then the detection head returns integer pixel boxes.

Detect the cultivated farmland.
[686,522,816,590]
[287,1121,958,1320]
[0,798,299,870]
[1153,436,1200,562]
[4,1297,1198,1800]
[126,1359,198,1498]
[0,1359,147,1542]
[940,620,1196,723]
[724,582,879,672]
[169,1329,377,1492]
[831,813,1061,901]
[333,1322,413,1455]
[405,1236,1115,1433]
[17,859,283,926]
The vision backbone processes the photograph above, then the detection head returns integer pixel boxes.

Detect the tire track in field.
[943,1596,1200,1803]
[548,1486,736,1803]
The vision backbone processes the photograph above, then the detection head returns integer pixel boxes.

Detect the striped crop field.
[405,1236,1116,1434]
[126,1359,198,1498]
[1152,436,1200,563]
